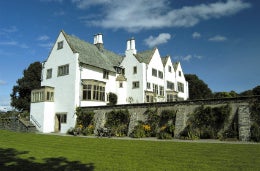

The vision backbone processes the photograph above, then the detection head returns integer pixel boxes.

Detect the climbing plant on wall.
[180,105,231,139]
[105,109,130,136]
[250,99,260,142]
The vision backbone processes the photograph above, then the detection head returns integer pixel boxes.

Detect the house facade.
[30,30,189,133]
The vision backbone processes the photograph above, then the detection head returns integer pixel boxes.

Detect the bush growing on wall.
[105,109,130,136]
[157,110,177,139]
[180,105,231,139]
[131,109,177,139]
[250,99,260,142]
[75,107,95,135]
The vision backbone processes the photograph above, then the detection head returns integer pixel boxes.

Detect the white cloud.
[0,80,7,85]
[192,32,201,39]
[144,33,171,48]
[37,35,50,41]
[1,26,18,33]
[174,54,203,62]
[209,35,227,42]
[73,0,251,32]
[0,41,17,45]
[38,42,54,49]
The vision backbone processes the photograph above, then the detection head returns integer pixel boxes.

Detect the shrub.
[181,105,231,140]
[157,123,175,139]
[250,123,260,142]
[107,92,117,105]
[144,108,160,137]
[131,124,146,138]
[82,125,94,136]
[105,110,130,137]
[250,99,260,142]
[75,108,95,129]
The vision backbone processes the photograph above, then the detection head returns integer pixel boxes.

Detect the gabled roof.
[133,48,156,64]
[62,31,122,72]
[173,62,180,71]
[161,56,170,67]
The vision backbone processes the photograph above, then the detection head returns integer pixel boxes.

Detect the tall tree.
[10,62,42,112]
[185,74,213,100]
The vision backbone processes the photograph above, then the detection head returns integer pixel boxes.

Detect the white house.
[30,30,189,133]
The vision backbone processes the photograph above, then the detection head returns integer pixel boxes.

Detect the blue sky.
[0,0,259,109]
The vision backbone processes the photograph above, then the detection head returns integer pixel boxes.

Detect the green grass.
[0,130,260,171]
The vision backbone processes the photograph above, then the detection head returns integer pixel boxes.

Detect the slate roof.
[173,62,180,71]
[134,48,156,64]
[62,31,123,72]
[161,56,170,66]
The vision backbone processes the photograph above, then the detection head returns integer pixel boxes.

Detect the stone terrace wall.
[81,96,259,141]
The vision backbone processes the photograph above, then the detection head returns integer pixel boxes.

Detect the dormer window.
[57,41,63,50]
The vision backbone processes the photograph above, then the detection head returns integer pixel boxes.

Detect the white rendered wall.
[175,63,189,100]
[121,51,145,103]
[40,32,79,133]
[30,102,54,133]
[146,49,165,102]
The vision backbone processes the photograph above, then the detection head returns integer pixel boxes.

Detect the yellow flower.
[88,124,94,129]
[160,125,166,131]
[142,124,151,131]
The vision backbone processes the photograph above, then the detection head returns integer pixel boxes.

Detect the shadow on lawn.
[0,148,94,171]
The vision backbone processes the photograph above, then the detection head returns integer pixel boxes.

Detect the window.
[167,94,175,102]
[147,82,151,89]
[179,71,182,77]
[103,70,109,79]
[119,82,123,88]
[59,114,67,123]
[153,84,158,95]
[178,82,184,93]
[167,81,174,90]
[168,66,172,72]
[158,71,163,79]
[57,41,63,50]
[46,91,54,101]
[31,87,54,103]
[82,80,105,101]
[133,66,137,74]
[152,68,157,77]
[83,85,92,100]
[146,95,154,103]
[132,81,139,88]
[116,67,125,75]
[46,69,52,79]
[58,64,69,76]
[159,86,164,96]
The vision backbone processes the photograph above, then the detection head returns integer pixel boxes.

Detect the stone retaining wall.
[81,96,259,141]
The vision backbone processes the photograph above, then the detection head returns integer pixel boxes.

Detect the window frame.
[103,70,109,79]
[132,81,140,89]
[158,71,163,79]
[57,64,69,77]
[57,41,63,50]
[133,66,137,74]
[46,68,52,79]
[152,68,157,77]
[82,80,106,101]
[178,82,184,93]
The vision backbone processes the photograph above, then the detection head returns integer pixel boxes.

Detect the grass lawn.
[0,130,260,171]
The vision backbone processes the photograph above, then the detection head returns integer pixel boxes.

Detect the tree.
[185,74,213,100]
[213,91,238,98]
[10,62,42,112]
[252,86,260,95]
